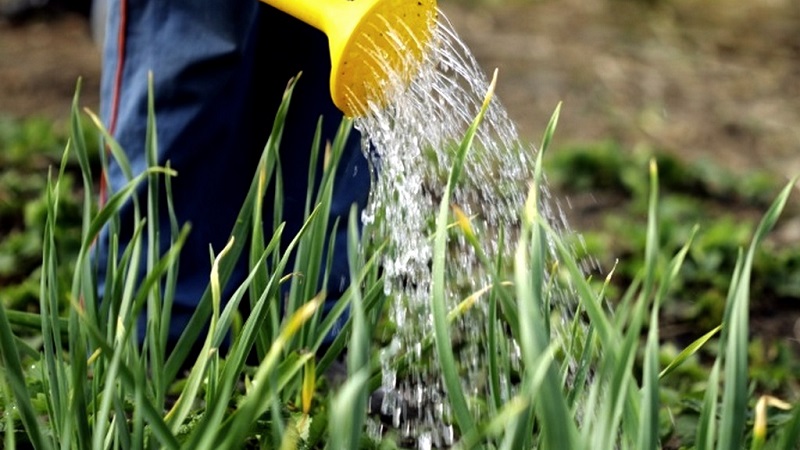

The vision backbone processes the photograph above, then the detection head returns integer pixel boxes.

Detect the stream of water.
[353,11,588,448]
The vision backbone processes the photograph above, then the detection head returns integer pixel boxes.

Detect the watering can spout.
[260,0,437,117]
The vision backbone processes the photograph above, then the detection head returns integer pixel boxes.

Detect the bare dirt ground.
[444,0,800,180]
[0,13,101,119]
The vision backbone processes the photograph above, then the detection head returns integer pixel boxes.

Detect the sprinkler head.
[261,0,438,117]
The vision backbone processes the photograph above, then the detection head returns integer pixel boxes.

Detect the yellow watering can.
[259,0,438,117]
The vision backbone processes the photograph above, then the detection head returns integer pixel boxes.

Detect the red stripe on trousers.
[100,0,128,207]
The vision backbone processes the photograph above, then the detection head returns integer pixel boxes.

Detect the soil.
[446,0,800,178]
[1,0,799,345]
[2,0,798,173]
[2,0,798,184]
[0,12,100,119]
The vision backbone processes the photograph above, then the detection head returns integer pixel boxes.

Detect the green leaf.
[660,325,721,380]
[717,179,796,450]
[430,70,499,439]
[696,360,721,450]
[0,301,51,450]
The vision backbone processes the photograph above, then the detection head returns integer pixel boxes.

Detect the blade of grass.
[717,178,796,450]
[486,238,504,414]
[0,301,50,450]
[68,79,96,363]
[696,359,721,450]
[329,370,369,450]
[143,71,167,410]
[4,310,67,332]
[564,265,613,409]
[624,160,663,449]
[637,283,660,450]
[270,377,287,447]
[510,104,578,449]
[249,84,284,358]
[164,237,235,432]
[430,70,499,438]
[39,165,68,445]
[217,296,324,448]
[188,208,321,449]
[499,345,560,450]
[71,80,95,239]
[641,160,660,303]
[638,179,697,449]
[340,206,370,446]
[315,258,384,375]
[160,159,181,373]
[776,403,800,450]
[164,76,301,383]
[660,325,721,380]
[540,102,561,155]
[1,370,16,449]
[290,119,349,350]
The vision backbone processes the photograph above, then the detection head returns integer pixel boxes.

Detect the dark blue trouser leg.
[97,0,371,345]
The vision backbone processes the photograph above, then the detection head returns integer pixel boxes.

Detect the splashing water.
[353,10,587,447]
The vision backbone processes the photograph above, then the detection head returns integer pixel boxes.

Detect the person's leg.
[98,0,267,344]
[98,0,370,345]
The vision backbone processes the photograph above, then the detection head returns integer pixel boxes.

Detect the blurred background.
[2,0,798,175]
[1,0,799,406]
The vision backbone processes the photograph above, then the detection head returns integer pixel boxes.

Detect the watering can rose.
[260,0,437,116]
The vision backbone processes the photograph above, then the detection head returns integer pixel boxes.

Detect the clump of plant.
[546,140,800,406]
[0,116,98,314]
[422,86,800,448]
[0,76,387,449]
[0,76,799,449]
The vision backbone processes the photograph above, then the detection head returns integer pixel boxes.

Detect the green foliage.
[547,143,800,339]
[0,78,387,449]
[547,141,782,206]
[0,81,798,449]
[0,115,96,319]
[545,142,800,448]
